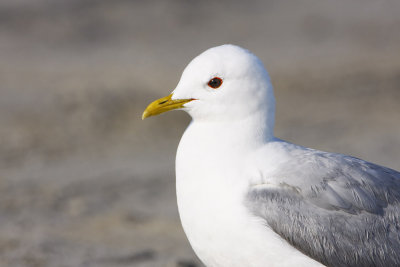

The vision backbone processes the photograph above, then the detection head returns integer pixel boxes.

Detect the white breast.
[175,122,323,267]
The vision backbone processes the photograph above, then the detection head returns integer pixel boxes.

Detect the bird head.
[142,45,275,128]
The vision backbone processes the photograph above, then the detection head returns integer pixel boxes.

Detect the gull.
[142,45,400,267]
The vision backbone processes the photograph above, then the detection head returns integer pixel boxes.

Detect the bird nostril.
[159,100,168,105]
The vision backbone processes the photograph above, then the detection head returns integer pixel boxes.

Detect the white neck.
[188,111,274,152]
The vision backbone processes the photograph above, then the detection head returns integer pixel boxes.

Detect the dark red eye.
[207,77,223,89]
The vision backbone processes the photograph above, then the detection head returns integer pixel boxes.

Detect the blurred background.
[0,0,399,266]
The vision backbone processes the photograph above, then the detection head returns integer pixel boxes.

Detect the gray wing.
[246,152,400,267]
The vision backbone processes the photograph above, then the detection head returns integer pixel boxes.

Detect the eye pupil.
[208,77,223,89]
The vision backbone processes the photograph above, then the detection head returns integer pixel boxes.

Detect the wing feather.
[246,148,400,267]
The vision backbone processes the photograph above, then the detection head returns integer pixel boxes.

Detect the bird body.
[142,45,400,267]
[176,121,323,267]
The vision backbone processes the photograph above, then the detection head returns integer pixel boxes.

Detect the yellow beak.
[142,94,194,120]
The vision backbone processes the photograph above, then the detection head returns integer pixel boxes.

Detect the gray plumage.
[246,142,400,267]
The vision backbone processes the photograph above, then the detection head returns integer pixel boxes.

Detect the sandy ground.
[0,1,399,266]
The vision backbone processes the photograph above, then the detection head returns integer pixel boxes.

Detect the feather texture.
[246,141,400,267]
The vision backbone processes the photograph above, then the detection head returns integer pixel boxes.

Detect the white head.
[143,45,276,138]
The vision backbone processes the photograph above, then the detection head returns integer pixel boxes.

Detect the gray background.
[0,0,399,266]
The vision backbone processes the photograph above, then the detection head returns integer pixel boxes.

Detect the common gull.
[142,45,400,267]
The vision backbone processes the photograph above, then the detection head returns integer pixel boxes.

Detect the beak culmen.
[142,94,194,120]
